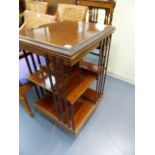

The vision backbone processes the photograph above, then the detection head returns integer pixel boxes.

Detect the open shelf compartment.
[34,88,98,135]
[28,66,96,105]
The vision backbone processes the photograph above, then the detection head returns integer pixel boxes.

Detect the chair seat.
[19,54,45,85]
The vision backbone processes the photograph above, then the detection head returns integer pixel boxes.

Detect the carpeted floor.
[19,74,135,155]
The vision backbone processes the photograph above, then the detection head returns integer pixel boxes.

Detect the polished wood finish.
[19,12,115,134]
[20,16,115,65]
[56,3,88,22]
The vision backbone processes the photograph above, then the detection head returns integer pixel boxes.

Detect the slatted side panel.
[45,56,75,130]
[96,35,112,101]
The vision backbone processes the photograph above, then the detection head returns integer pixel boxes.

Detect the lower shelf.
[34,88,98,135]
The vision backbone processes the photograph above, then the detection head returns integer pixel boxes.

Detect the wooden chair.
[19,0,48,27]
[19,50,46,117]
[19,10,52,116]
[21,10,56,29]
[25,0,48,14]
[78,0,116,56]
[19,50,34,117]
[78,0,116,24]
[19,82,34,117]
[56,3,88,22]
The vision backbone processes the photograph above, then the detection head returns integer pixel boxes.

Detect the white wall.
[100,0,135,84]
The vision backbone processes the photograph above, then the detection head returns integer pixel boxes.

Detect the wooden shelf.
[73,97,96,132]
[80,59,98,74]
[28,67,96,105]
[34,88,97,135]
[80,59,107,74]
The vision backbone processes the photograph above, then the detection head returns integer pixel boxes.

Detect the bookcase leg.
[52,57,65,123]
[59,60,71,128]
[71,105,75,131]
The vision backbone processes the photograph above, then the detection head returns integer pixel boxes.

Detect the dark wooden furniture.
[19,12,115,135]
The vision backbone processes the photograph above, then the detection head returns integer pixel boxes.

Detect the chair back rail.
[78,0,116,25]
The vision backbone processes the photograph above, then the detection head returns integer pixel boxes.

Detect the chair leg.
[20,95,33,117]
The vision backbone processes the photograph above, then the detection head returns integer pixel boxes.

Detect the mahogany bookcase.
[19,18,115,135]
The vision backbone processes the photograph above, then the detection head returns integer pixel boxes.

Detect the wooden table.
[19,14,115,135]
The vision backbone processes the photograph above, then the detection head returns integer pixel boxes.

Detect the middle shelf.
[28,66,97,105]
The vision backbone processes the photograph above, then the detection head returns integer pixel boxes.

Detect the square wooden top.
[19,13,115,64]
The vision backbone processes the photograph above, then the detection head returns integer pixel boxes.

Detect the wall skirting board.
[105,0,134,85]
[107,72,135,85]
